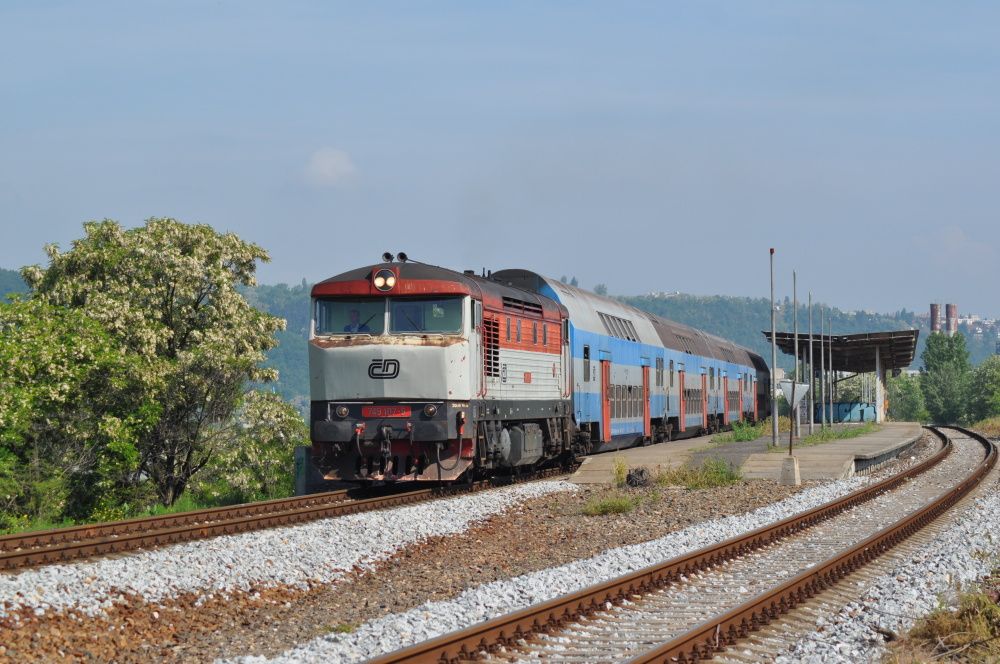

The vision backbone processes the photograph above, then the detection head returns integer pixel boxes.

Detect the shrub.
[582,492,641,516]
[895,571,1000,661]
[655,457,742,489]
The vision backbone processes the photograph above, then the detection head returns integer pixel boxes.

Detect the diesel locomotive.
[308,256,770,484]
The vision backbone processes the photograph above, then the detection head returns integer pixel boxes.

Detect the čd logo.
[368,359,400,379]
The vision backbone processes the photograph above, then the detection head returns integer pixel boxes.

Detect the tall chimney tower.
[946,303,958,336]
[930,303,941,333]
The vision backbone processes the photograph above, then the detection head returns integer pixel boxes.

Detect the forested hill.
[0,268,26,298]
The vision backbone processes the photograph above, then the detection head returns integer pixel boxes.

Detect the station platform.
[569,422,924,484]
[740,422,924,481]
[570,433,719,484]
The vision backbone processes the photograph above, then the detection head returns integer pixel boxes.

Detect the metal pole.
[793,271,799,439]
[808,292,814,435]
[819,308,826,429]
[770,248,778,447]
[829,315,834,424]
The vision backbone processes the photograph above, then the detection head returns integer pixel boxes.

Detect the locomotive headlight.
[335,405,349,418]
[373,268,396,291]
[423,403,438,417]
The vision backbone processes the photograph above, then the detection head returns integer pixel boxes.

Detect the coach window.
[506,317,511,342]
[710,367,715,389]
[583,345,591,381]
[516,319,522,343]
[669,360,674,387]
[543,324,548,347]
[532,321,538,345]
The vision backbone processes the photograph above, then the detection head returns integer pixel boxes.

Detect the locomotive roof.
[492,268,765,368]
[312,262,568,320]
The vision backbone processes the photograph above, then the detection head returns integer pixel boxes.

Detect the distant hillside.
[0,267,27,299]
[621,294,927,369]
[245,283,993,406]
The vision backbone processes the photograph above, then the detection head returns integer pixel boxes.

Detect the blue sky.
[2,2,999,314]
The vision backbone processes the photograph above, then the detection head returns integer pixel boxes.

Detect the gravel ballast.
[0,481,575,622]
[775,475,1000,663]
[230,475,885,663]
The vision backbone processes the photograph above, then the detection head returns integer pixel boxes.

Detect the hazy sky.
[2,2,998,314]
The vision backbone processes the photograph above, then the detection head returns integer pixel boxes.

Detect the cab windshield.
[389,297,463,334]
[314,296,464,336]
[314,298,385,335]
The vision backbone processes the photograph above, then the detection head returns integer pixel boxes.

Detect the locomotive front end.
[309,263,476,483]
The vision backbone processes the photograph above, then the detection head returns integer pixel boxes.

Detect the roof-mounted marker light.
[397,252,409,262]
[382,252,395,263]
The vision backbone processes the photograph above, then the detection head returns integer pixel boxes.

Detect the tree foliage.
[22,218,285,505]
[0,300,156,527]
[968,356,1000,423]
[888,373,929,422]
[919,334,971,424]
[193,391,307,502]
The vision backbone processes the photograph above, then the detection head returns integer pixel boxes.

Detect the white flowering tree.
[0,300,154,527]
[194,390,307,502]
[22,218,286,506]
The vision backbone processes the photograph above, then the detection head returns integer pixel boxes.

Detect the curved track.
[0,467,571,572]
[368,426,995,664]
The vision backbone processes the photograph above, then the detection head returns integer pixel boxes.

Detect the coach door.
[701,371,708,430]
[678,368,686,433]
[642,365,651,439]
[600,359,612,442]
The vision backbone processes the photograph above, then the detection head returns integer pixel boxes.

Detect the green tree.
[888,373,929,422]
[594,283,608,296]
[22,218,285,506]
[968,356,1000,422]
[0,300,156,528]
[920,334,971,424]
[195,391,307,502]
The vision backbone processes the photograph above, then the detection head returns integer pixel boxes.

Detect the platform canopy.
[762,330,919,373]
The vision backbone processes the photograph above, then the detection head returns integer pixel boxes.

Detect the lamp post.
[792,271,799,440]
[770,248,778,448]
[820,307,826,429]
[808,292,814,435]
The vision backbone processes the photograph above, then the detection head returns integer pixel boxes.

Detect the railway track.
[369,426,996,664]
[0,466,572,572]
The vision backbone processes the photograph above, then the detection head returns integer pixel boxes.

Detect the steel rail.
[630,425,996,663]
[0,489,353,551]
[368,427,954,664]
[0,465,573,571]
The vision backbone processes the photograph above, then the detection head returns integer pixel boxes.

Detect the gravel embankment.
[775,475,1000,663]
[230,476,884,663]
[0,481,574,623]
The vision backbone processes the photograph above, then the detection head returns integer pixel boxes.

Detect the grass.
[710,416,791,446]
[766,421,880,452]
[655,457,742,489]
[582,492,642,516]
[330,623,358,634]
[971,416,1000,438]
[890,570,1000,662]
[711,420,766,443]
[611,455,628,487]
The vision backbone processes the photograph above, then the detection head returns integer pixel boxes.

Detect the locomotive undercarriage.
[310,398,574,483]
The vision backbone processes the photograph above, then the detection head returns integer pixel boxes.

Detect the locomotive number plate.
[362,406,412,418]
